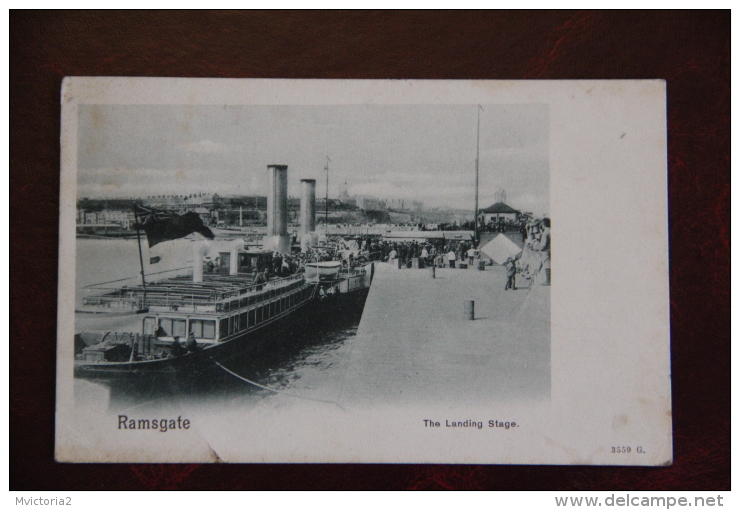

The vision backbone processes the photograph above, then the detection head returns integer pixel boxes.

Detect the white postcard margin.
[56,79,671,465]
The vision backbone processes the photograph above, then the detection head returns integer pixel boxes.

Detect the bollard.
[465,300,475,320]
[431,265,436,279]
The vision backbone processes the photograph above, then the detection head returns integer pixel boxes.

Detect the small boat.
[311,261,374,314]
[304,261,342,281]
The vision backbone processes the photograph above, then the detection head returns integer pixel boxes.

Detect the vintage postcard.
[56,78,671,464]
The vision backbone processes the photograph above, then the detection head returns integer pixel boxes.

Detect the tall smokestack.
[300,179,316,235]
[265,164,290,253]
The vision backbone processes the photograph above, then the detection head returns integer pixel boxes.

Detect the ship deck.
[81,272,306,311]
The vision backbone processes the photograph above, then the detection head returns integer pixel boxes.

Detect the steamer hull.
[74,294,315,380]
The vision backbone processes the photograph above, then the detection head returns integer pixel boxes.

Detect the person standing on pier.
[537,218,551,286]
[467,245,479,266]
[447,248,457,269]
[504,257,517,290]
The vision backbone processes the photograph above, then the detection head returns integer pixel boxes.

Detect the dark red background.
[10,11,730,490]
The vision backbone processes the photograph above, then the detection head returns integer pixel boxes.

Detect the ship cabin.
[213,249,273,274]
[139,272,313,348]
[81,249,316,351]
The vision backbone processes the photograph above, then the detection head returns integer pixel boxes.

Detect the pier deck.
[335,262,550,407]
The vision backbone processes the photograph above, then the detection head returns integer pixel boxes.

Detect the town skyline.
[77,104,549,215]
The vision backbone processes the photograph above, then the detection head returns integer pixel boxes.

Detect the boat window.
[160,318,186,337]
[240,312,248,331]
[220,318,228,339]
[249,309,256,328]
[189,319,216,340]
[228,315,235,335]
[256,306,263,324]
[240,297,248,308]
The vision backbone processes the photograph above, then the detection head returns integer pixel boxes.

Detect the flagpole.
[325,155,330,232]
[474,105,481,245]
[133,207,148,310]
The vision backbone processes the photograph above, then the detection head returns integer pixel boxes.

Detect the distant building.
[385,198,424,211]
[478,202,521,224]
[386,198,406,210]
[340,196,357,208]
[81,209,134,229]
[356,195,387,210]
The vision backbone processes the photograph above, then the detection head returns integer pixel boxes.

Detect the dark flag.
[133,205,215,248]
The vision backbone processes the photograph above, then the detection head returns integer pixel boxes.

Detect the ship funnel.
[265,164,290,254]
[300,179,316,235]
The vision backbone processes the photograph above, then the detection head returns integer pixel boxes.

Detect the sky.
[77,103,549,215]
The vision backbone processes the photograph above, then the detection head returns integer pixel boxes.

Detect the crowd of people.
[371,239,481,269]
[369,218,551,290]
[201,217,550,289]
[507,218,551,289]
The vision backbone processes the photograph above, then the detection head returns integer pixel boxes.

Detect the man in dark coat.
[504,257,517,290]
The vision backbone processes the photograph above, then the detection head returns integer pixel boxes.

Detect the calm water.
[74,238,366,412]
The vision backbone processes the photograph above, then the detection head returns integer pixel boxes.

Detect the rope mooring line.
[214,361,346,412]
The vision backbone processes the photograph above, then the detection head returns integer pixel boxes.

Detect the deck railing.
[81,272,306,312]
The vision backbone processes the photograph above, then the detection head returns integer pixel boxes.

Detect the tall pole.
[474,105,481,245]
[325,155,330,232]
[133,207,148,309]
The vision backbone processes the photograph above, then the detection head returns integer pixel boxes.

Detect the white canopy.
[481,234,522,265]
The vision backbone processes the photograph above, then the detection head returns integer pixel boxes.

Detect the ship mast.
[324,155,330,231]
[474,105,482,245]
[132,206,148,310]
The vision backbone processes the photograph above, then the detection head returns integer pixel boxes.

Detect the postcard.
[56,78,671,464]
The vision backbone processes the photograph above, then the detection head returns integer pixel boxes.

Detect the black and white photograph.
[56,79,670,464]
